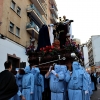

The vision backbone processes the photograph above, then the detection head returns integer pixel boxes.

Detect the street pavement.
[91,84,100,100]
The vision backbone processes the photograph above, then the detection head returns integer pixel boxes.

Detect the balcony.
[30,0,46,15]
[88,47,92,53]
[42,2,47,13]
[50,0,58,11]
[27,4,46,26]
[89,57,94,66]
[89,55,93,59]
[50,14,57,23]
[89,62,94,66]
[50,7,58,18]
[26,22,39,39]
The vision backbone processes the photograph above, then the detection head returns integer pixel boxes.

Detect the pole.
[33,57,66,67]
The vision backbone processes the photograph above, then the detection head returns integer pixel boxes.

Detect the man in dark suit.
[0,61,18,100]
[90,70,97,91]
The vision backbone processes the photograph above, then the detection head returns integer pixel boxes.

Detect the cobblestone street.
[91,84,100,100]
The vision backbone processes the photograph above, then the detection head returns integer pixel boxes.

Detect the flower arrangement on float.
[25,39,84,64]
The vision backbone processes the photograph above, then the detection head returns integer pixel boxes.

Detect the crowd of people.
[0,60,98,100]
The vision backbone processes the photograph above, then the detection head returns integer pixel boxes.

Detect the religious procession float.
[25,16,84,74]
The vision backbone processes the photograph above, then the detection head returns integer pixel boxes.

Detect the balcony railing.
[26,21,40,40]
[38,0,47,13]
[89,62,94,66]
[88,46,92,52]
[30,0,46,15]
[50,14,57,23]
[50,0,58,11]
[27,4,46,25]
[26,21,40,32]
[89,55,93,59]
[50,6,58,18]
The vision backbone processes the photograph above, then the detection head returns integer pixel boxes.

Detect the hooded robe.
[45,65,65,100]
[68,61,83,100]
[22,66,34,100]
[37,74,44,100]
[60,65,70,100]
[31,67,40,100]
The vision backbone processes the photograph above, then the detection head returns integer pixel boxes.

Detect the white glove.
[70,71,72,75]
[49,66,53,72]
[85,90,88,94]
[71,53,76,57]
[51,70,57,75]
[30,92,33,94]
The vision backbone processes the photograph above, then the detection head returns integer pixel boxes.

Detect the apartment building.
[0,0,58,71]
[48,0,58,24]
[87,35,100,68]
[87,38,94,67]
[80,44,89,68]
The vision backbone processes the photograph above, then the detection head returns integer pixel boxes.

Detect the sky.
[55,0,100,44]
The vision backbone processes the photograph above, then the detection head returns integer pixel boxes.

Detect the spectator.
[0,61,18,100]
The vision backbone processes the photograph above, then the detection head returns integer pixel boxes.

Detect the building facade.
[48,0,58,24]
[0,0,58,71]
[87,38,94,67]
[87,35,100,68]
[81,44,89,68]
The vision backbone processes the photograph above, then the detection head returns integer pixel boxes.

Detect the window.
[11,1,15,10]
[17,7,21,15]
[9,22,14,33]
[16,27,20,37]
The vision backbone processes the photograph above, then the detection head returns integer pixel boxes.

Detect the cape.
[0,70,18,100]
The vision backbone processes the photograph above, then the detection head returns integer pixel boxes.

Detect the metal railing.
[27,4,46,24]
[38,0,46,12]
[50,5,58,18]
[51,14,57,22]
[26,21,40,32]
